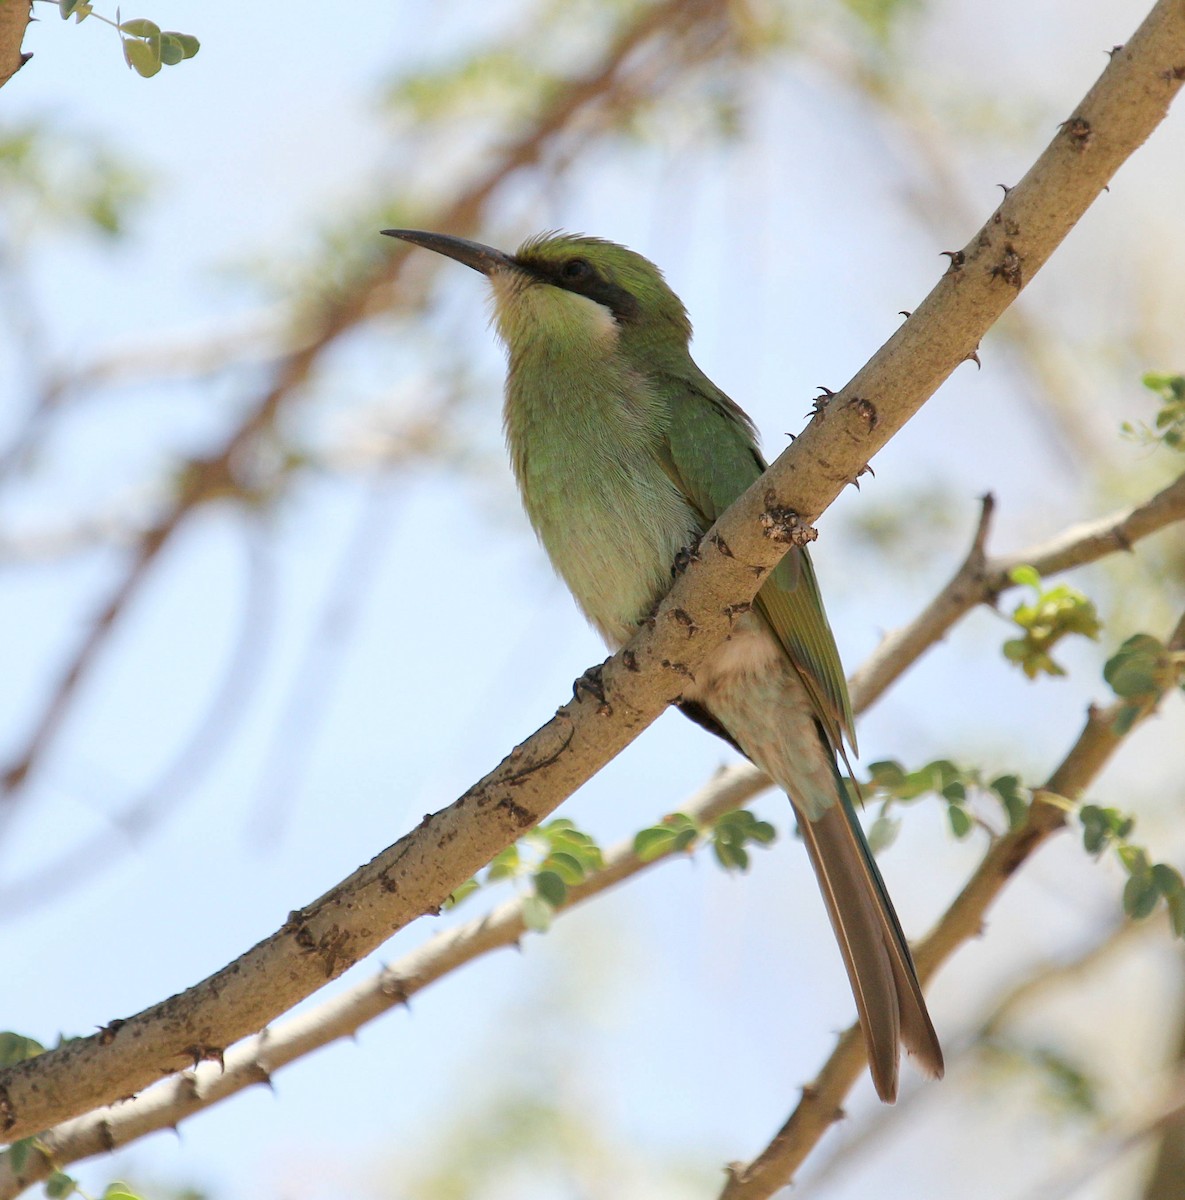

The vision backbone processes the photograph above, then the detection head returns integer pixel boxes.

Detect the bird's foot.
[572,662,608,709]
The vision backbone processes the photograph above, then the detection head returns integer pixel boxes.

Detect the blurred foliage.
[1124,372,1185,452]
[1104,631,1185,734]
[1002,565,1101,680]
[840,482,964,570]
[979,1036,1102,1119]
[0,121,148,240]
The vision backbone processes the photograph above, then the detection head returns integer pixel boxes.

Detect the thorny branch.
[0,765,760,1196]
[6,454,1182,1184]
[850,471,1185,712]
[0,0,737,810]
[0,0,1181,1169]
[720,611,1185,1199]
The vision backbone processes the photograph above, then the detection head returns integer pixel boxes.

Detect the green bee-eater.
[382,229,943,1101]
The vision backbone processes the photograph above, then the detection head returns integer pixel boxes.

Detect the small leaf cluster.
[446,819,603,933]
[117,18,199,78]
[49,2,200,78]
[634,808,777,872]
[863,758,1030,847]
[1002,565,1101,679]
[1122,372,1185,451]
[980,1037,1100,1117]
[1104,632,1185,734]
[1079,805,1185,936]
[5,1137,143,1199]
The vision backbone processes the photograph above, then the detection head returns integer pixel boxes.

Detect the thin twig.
[0,764,764,1196]
[720,608,1185,1199]
[1,0,1180,1152]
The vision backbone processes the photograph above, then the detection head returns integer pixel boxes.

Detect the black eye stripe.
[514,254,640,322]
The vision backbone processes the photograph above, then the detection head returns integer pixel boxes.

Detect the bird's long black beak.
[381,229,514,276]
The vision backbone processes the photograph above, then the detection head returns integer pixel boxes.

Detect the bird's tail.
[796,774,944,1102]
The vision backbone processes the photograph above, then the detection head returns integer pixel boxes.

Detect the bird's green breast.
[501,306,698,646]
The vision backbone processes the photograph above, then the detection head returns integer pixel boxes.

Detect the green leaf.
[444,878,479,908]
[1151,863,1185,898]
[633,826,677,862]
[671,824,698,852]
[713,840,749,871]
[867,812,900,854]
[102,1186,143,1200]
[1009,564,1042,589]
[122,38,161,78]
[1123,872,1159,920]
[0,1032,45,1068]
[167,31,200,59]
[749,819,776,845]
[520,895,552,933]
[991,775,1029,828]
[6,1139,35,1174]
[486,845,520,882]
[533,869,567,909]
[867,759,907,790]
[541,850,587,885]
[159,34,185,66]
[947,805,972,839]
[1166,889,1185,939]
[44,1172,77,1199]
[1104,634,1169,700]
[118,17,161,37]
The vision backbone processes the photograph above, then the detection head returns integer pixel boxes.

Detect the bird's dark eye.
[560,257,592,281]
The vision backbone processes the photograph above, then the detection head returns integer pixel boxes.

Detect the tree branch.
[850,470,1185,711]
[0,0,32,91]
[0,764,762,1196]
[1,0,1181,1151]
[720,609,1185,1199]
[0,0,735,807]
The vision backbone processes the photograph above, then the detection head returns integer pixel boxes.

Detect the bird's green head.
[382,229,692,362]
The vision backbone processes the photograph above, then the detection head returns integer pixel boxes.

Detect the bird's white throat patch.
[488,268,619,349]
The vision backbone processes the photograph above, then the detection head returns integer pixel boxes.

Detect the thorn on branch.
[708,531,734,559]
[182,1045,226,1072]
[97,1019,127,1046]
[669,607,699,637]
[941,249,965,272]
[661,659,695,683]
[809,387,835,418]
[572,663,607,708]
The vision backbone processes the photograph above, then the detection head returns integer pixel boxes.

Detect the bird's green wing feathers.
[658,371,857,753]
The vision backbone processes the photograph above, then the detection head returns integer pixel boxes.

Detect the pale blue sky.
[2,2,1184,1198]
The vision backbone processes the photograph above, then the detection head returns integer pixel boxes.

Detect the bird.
[381,228,943,1101]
